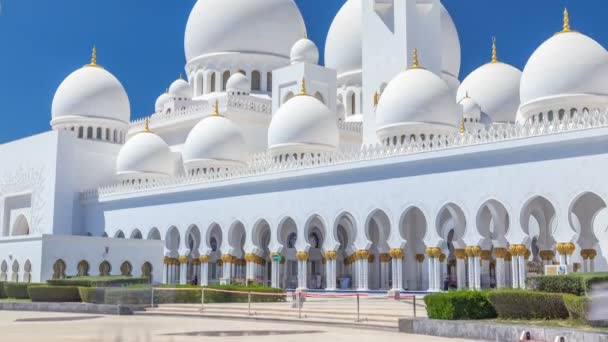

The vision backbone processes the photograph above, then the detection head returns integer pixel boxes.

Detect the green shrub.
[102,285,286,305]
[4,283,43,299]
[28,286,81,302]
[47,276,149,288]
[527,273,608,296]
[563,294,590,322]
[424,291,497,320]
[0,282,6,299]
[78,287,106,304]
[488,290,569,320]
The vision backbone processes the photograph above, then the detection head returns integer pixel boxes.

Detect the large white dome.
[183,110,248,167]
[52,65,130,123]
[325,0,362,77]
[184,0,306,63]
[325,1,460,79]
[268,92,339,154]
[376,66,459,137]
[116,128,174,178]
[520,31,608,107]
[458,58,522,123]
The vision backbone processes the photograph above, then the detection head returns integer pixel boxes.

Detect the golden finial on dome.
[373,91,379,109]
[460,117,466,135]
[86,45,102,68]
[213,99,220,116]
[300,78,307,96]
[410,48,420,69]
[179,73,183,80]
[144,117,151,133]
[491,36,498,63]
[165,88,169,94]
[562,7,571,33]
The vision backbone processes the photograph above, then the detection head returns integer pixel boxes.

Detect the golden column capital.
[539,250,555,261]
[324,251,338,260]
[199,255,210,263]
[439,253,446,263]
[415,254,425,263]
[454,249,466,259]
[504,252,512,262]
[557,242,576,256]
[178,256,189,264]
[244,253,257,262]
[481,250,492,261]
[356,250,370,260]
[494,248,507,259]
[296,251,309,262]
[221,254,233,263]
[389,248,404,260]
[379,253,391,263]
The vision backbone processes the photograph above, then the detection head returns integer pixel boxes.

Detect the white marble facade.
[1,1,608,292]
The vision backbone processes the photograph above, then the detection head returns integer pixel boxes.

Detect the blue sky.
[0,0,604,143]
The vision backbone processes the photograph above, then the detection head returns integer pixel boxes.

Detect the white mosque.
[2,0,608,293]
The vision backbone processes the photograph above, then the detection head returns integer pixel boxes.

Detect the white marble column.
[163,258,169,284]
[426,248,436,292]
[590,250,597,272]
[454,249,466,289]
[494,248,507,289]
[380,253,390,290]
[505,257,512,288]
[199,256,209,286]
[179,256,188,285]
[416,254,424,291]
[296,252,309,290]
[357,250,370,291]
[518,255,527,289]
[222,255,232,285]
[325,251,337,290]
[390,249,404,292]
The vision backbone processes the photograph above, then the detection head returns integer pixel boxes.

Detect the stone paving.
[0,311,475,342]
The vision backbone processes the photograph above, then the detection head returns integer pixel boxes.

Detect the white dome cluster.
[51,49,130,125]
[168,77,192,100]
[376,50,459,144]
[226,73,251,95]
[116,119,174,182]
[184,0,306,63]
[458,39,522,123]
[269,80,339,157]
[291,38,319,65]
[183,101,248,174]
[518,12,608,121]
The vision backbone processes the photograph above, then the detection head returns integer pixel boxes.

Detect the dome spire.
[144,117,151,133]
[213,99,220,116]
[562,7,571,33]
[300,78,307,96]
[86,45,102,68]
[410,48,421,69]
[460,117,466,135]
[491,36,498,63]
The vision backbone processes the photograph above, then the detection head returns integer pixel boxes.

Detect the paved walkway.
[0,311,475,342]
[146,295,426,328]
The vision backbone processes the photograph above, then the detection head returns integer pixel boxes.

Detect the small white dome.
[269,92,339,154]
[169,78,192,100]
[459,96,481,122]
[184,0,306,62]
[155,92,170,113]
[52,64,130,123]
[183,111,248,167]
[291,38,319,65]
[520,31,608,108]
[226,73,251,95]
[376,66,459,137]
[116,129,174,178]
[458,61,522,123]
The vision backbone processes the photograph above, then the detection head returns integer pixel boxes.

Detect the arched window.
[210,237,218,252]
[210,73,216,93]
[23,260,32,283]
[350,93,356,115]
[120,261,132,276]
[87,127,93,139]
[141,262,153,280]
[78,127,84,138]
[77,260,90,277]
[559,110,565,121]
[99,261,112,277]
[113,130,117,143]
[96,127,102,139]
[105,128,111,141]
[222,71,231,90]
[266,72,273,92]
[251,71,261,91]
[52,259,66,280]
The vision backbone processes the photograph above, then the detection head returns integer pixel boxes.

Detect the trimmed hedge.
[78,287,106,304]
[424,291,497,320]
[28,286,81,302]
[527,273,608,296]
[3,283,44,299]
[0,282,6,299]
[102,285,286,305]
[563,294,589,322]
[47,276,149,288]
[488,290,569,320]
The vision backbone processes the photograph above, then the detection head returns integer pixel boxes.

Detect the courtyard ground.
[0,310,475,342]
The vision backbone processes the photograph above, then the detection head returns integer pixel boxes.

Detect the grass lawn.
[491,319,608,332]
[0,298,31,303]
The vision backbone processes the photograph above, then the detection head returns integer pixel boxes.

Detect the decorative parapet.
[338,121,362,134]
[129,95,272,131]
[83,109,608,200]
